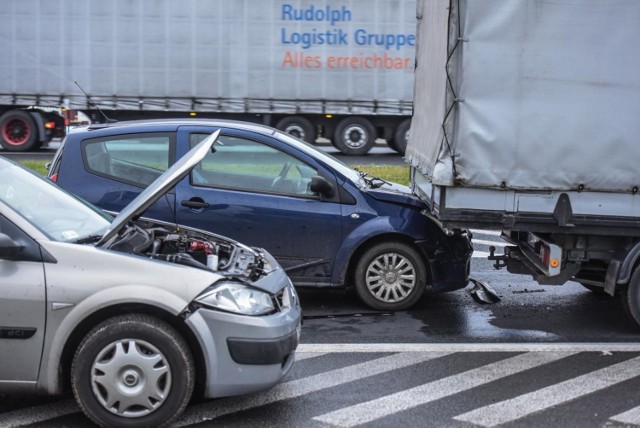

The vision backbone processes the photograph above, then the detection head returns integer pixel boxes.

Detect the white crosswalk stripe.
[454,355,640,427]
[174,351,452,426]
[610,405,640,425]
[312,351,576,427]
[2,347,640,427]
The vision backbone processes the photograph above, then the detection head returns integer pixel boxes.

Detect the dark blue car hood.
[365,182,427,209]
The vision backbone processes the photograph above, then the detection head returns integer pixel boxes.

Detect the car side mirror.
[0,233,21,260]
[310,175,334,198]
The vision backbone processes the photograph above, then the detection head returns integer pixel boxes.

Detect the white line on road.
[610,405,640,425]
[0,399,78,427]
[313,351,576,427]
[297,343,640,353]
[470,229,502,236]
[453,355,640,427]
[473,250,490,258]
[473,239,507,247]
[175,351,452,426]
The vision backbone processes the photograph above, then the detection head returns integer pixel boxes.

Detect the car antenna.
[74,81,117,126]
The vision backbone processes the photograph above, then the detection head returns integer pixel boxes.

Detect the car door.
[58,132,177,223]
[174,126,343,286]
[0,214,46,385]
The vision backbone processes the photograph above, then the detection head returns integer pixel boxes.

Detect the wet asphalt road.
[2,231,640,427]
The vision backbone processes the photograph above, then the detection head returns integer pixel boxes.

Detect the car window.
[0,160,111,243]
[83,133,173,188]
[190,134,318,197]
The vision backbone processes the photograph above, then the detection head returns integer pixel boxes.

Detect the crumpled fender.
[330,216,421,285]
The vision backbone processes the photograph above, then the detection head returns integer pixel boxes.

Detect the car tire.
[276,116,316,144]
[333,117,376,155]
[354,242,427,310]
[71,314,195,428]
[0,110,38,152]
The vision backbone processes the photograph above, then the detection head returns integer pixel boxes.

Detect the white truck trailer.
[407,0,640,326]
[0,0,415,154]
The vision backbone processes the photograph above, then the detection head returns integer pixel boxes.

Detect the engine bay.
[106,219,268,281]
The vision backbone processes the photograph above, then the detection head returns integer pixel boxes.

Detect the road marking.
[610,405,640,425]
[472,239,507,247]
[453,355,640,427]
[0,399,78,427]
[297,343,640,353]
[313,351,575,427]
[473,250,490,258]
[471,229,502,236]
[175,351,451,426]
[294,351,327,361]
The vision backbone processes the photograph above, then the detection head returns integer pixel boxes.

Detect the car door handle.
[181,199,210,209]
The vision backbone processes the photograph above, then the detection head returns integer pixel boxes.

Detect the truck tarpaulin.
[407,0,640,193]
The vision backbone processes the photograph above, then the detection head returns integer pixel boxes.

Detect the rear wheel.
[333,117,376,155]
[354,242,427,310]
[71,314,195,427]
[276,116,316,144]
[0,110,38,151]
[390,119,411,155]
[622,267,640,328]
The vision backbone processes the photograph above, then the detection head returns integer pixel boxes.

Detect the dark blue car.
[49,119,472,310]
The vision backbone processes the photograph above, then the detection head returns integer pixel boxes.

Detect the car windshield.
[0,159,112,242]
[275,131,366,188]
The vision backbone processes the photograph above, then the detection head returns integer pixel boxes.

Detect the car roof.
[69,118,277,137]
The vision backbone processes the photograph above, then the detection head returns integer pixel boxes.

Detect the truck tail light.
[44,121,56,129]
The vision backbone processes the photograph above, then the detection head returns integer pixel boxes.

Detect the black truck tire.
[390,119,411,155]
[333,117,376,155]
[276,116,316,143]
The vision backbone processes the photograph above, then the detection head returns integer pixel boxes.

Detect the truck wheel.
[390,119,411,155]
[0,110,38,151]
[354,242,427,310]
[333,117,376,155]
[622,267,640,328]
[276,116,316,143]
[71,314,195,427]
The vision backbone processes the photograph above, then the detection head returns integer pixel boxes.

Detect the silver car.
[0,131,301,427]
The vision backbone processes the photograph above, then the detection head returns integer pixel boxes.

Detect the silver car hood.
[97,130,220,246]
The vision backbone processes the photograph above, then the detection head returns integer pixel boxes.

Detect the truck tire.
[354,242,427,310]
[622,267,640,328]
[0,110,38,151]
[71,314,195,427]
[276,116,316,143]
[333,117,376,155]
[389,119,411,155]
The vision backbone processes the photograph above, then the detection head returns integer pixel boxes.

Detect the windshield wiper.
[355,169,389,189]
[75,234,103,244]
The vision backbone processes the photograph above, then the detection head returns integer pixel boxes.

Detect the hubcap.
[91,339,171,418]
[342,125,368,149]
[365,252,416,303]
[285,124,305,139]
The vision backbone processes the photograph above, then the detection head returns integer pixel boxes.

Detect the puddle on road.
[460,306,558,340]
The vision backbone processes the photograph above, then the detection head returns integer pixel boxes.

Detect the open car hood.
[96,130,220,246]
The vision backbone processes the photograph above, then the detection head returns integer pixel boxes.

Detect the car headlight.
[195,281,275,316]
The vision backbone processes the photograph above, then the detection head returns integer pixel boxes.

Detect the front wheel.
[354,242,427,310]
[71,314,195,427]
